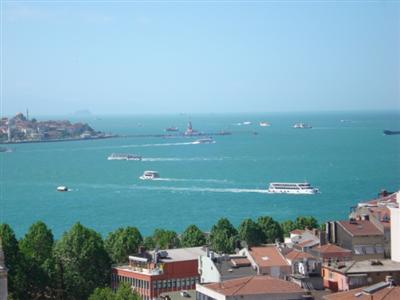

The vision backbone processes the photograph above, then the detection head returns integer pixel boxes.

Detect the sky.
[1,0,400,115]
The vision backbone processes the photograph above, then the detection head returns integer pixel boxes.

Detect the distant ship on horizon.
[383,130,400,135]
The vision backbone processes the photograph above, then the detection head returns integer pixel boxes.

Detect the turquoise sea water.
[1,112,400,238]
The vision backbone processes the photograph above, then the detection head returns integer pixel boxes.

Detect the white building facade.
[390,192,400,262]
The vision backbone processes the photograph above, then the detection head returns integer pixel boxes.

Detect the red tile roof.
[203,276,304,296]
[338,220,383,236]
[285,250,316,261]
[248,247,289,268]
[312,244,352,254]
[365,192,397,206]
[290,229,305,235]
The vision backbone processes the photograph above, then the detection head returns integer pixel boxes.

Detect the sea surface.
[1,112,400,238]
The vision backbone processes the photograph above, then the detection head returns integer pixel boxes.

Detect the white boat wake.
[142,157,225,162]
[130,185,268,194]
[151,178,231,183]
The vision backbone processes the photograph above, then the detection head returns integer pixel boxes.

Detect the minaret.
[0,238,8,300]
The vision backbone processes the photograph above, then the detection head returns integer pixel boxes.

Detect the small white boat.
[139,171,160,180]
[293,123,312,129]
[108,153,142,161]
[259,121,271,127]
[57,186,68,192]
[242,121,252,125]
[267,182,319,194]
[192,138,214,144]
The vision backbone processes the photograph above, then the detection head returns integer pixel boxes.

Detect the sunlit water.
[1,112,400,238]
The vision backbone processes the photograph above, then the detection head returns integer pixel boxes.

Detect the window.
[354,245,364,255]
[375,245,384,254]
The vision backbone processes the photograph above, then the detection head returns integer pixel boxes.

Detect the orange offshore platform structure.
[111,247,206,300]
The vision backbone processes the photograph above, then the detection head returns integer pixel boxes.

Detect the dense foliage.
[180,224,206,247]
[89,283,141,300]
[0,215,320,299]
[105,227,143,264]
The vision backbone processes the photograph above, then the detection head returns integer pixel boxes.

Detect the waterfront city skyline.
[2,1,399,115]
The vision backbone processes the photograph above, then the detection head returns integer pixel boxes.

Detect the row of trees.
[0,216,318,300]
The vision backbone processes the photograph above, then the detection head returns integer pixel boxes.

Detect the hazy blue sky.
[2,1,400,115]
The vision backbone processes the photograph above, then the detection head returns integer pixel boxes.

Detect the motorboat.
[139,171,160,180]
[57,186,69,192]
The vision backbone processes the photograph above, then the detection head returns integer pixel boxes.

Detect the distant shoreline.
[0,134,118,145]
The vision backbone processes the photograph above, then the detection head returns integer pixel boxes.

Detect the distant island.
[0,112,115,144]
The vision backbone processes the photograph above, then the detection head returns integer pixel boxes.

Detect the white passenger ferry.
[267,182,319,194]
[108,153,142,161]
[139,171,160,180]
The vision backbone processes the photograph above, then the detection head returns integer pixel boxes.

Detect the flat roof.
[325,259,400,274]
[150,247,207,262]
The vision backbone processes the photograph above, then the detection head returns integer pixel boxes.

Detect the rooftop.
[201,276,305,296]
[285,250,316,261]
[150,247,207,263]
[216,257,257,280]
[324,259,400,274]
[248,246,289,268]
[338,220,383,237]
[312,244,352,254]
[160,290,196,300]
[324,283,400,300]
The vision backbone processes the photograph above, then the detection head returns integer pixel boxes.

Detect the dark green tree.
[88,287,115,300]
[0,223,28,300]
[54,222,111,300]
[115,283,141,300]
[281,220,296,237]
[257,216,283,243]
[152,229,180,249]
[209,218,238,253]
[238,219,263,247]
[105,227,143,264]
[88,283,141,300]
[180,225,206,247]
[143,236,155,250]
[294,216,319,230]
[19,221,55,298]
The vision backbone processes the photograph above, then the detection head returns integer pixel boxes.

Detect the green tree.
[294,216,319,230]
[281,220,296,237]
[238,219,263,247]
[88,287,115,300]
[143,236,155,250]
[88,283,141,300]
[152,229,180,249]
[115,283,141,300]
[105,227,143,264]
[0,223,28,300]
[54,222,111,300]
[257,216,283,243]
[19,221,55,299]
[180,225,206,247]
[209,218,238,253]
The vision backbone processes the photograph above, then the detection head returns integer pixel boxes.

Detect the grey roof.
[215,258,257,280]
[326,259,400,274]
[150,247,207,263]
